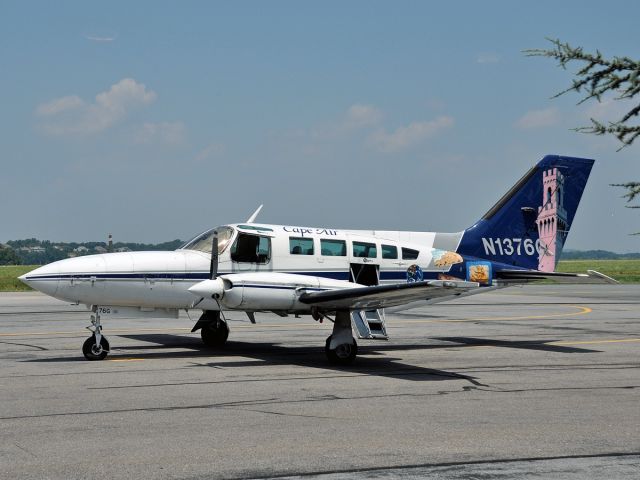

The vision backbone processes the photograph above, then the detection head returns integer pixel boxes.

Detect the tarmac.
[1,285,639,479]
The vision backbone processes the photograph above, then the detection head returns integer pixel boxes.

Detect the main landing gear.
[83,308,110,361]
[192,310,229,347]
[325,310,358,365]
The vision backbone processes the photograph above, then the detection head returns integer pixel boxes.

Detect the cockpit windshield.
[180,226,235,254]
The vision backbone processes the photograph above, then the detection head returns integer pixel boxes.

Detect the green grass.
[0,265,38,291]
[557,259,640,283]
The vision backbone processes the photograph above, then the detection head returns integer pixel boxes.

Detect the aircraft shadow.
[432,336,600,354]
[26,332,486,384]
[26,331,600,386]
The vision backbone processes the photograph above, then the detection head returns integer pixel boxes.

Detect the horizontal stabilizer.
[299,280,479,310]
[495,269,619,284]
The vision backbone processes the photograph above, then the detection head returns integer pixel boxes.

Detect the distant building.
[73,246,89,253]
[18,246,45,253]
[94,246,108,253]
[115,247,131,253]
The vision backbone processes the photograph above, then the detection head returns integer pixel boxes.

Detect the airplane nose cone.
[19,264,60,296]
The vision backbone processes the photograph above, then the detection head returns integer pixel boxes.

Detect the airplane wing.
[495,269,618,284]
[298,280,479,310]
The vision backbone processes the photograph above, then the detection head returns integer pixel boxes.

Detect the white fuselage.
[21,223,465,313]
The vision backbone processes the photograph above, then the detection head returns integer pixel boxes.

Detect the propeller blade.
[209,229,219,279]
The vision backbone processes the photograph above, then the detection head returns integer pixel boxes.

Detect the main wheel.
[201,320,229,347]
[82,334,110,361]
[325,335,358,365]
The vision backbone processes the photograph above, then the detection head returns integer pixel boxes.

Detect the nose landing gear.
[82,308,110,360]
[193,310,229,347]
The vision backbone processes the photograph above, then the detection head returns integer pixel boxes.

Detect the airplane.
[20,155,616,365]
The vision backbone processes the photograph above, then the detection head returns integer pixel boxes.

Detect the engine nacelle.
[188,272,358,312]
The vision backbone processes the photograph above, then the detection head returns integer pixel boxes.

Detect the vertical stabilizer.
[456,155,594,271]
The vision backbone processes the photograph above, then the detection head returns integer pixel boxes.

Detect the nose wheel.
[83,334,110,360]
[82,308,110,361]
[196,310,230,347]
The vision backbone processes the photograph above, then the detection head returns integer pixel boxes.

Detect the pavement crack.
[13,442,38,458]
[0,340,48,351]
[220,406,337,420]
[473,384,640,394]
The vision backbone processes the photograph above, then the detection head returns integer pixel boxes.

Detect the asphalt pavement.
[1,285,639,479]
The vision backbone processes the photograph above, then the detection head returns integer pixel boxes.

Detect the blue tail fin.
[457,155,594,272]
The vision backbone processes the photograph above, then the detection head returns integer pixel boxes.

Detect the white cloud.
[36,78,157,136]
[476,52,501,64]
[36,95,85,116]
[515,107,560,129]
[134,122,186,145]
[84,34,117,43]
[343,104,383,129]
[366,116,454,153]
[309,104,383,139]
[585,97,634,123]
[195,143,226,163]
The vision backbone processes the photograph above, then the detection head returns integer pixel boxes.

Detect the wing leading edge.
[298,280,479,310]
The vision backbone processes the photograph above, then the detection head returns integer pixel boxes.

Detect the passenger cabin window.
[321,239,346,256]
[353,241,377,258]
[381,244,398,259]
[230,234,271,264]
[289,237,314,255]
[402,247,420,260]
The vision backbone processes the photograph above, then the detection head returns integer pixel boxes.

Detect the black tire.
[82,335,109,361]
[325,335,357,365]
[201,320,229,347]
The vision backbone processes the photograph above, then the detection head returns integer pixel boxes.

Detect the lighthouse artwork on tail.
[537,167,567,272]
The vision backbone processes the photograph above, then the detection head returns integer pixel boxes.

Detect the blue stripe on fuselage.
[23,269,448,283]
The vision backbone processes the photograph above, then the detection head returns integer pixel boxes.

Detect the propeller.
[204,229,227,320]
[209,229,219,280]
[189,229,225,303]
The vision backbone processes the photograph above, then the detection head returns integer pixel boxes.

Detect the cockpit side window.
[231,233,271,264]
[181,226,235,254]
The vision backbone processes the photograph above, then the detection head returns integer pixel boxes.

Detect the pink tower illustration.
[536,168,567,272]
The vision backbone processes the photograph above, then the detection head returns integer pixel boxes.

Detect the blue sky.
[1,1,639,251]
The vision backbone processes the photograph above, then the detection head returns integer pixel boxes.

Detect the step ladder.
[351,309,388,340]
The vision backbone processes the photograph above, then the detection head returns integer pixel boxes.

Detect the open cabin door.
[347,237,388,340]
[230,232,273,272]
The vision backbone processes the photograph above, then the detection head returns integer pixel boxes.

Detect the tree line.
[0,239,183,265]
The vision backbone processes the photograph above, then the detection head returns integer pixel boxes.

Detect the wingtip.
[587,270,620,284]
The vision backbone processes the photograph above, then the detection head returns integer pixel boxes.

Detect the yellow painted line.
[549,338,640,346]
[0,305,592,337]
[0,327,192,337]
[0,324,322,337]
[397,305,592,323]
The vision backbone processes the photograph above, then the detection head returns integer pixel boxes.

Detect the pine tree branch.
[611,182,640,201]
[524,39,640,148]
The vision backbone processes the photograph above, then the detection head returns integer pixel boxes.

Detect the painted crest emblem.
[407,264,424,283]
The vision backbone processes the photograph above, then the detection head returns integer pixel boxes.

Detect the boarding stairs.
[351,309,388,340]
